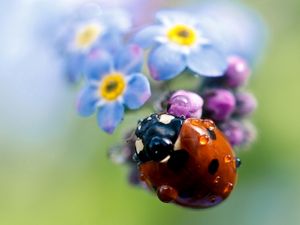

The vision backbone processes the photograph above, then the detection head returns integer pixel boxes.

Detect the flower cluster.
[200,56,257,147]
[56,3,265,188]
[58,8,150,133]
[57,9,132,83]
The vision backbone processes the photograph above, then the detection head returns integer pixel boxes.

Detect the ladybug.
[134,113,240,208]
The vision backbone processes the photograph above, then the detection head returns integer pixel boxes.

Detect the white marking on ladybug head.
[159,114,175,124]
[160,155,171,163]
[174,137,181,151]
[137,124,142,131]
[135,138,144,153]
[147,116,152,121]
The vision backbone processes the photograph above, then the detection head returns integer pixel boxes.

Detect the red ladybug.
[134,113,239,208]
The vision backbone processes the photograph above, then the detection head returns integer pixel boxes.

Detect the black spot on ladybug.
[208,159,219,175]
[167,150,189,172]
[207,129,216,140]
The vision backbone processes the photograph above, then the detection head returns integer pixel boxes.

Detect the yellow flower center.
[75,24,101,49]
[167,24,197,46]
[100,73,126,101]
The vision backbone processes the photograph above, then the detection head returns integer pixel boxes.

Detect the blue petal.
[64,53,85,83]
[94,31,123,53]
[124,73,151,109]
[77,86,98,117]
[83,50,113,81]
[148,45,186,80]
[97,102,124,134]
[115,44,143,74]
[196,2,268,65]
[99,9,132,33]
[132,25,163,48]
[156,10,194,25]
[187,46,227,77]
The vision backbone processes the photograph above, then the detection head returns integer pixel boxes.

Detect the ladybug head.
[134,113,184,163]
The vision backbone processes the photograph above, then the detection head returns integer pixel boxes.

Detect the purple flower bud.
[203,89,236,122]
[220,120,257,147]
[234,92,257,117]
[243,121,257,147]
[224,56,251,88]
[167,90,203,118]
[220,120,245,147]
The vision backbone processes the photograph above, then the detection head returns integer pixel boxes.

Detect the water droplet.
[199,135,209,145]
[203,119,216,131]
[191,119,201,127]
[209,195,217,203]
[236,157,242,168]
[157,185,178,203]
[223,182,233,193]
[224,154,232,163]
[214,176,221,184]
[140,173,146,181]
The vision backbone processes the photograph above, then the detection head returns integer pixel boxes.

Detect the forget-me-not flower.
[133,10,228,80]
[77,44,151,134]
[58,8,132,83]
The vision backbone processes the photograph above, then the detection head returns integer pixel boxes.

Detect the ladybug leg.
[157,185,178,203]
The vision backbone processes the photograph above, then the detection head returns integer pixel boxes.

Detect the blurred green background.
[1,0,300,225]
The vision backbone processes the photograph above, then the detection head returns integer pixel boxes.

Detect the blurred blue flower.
[58,8,132,83]
[196,1,268,66]
[77,45,151,134]
[133,10,227,80]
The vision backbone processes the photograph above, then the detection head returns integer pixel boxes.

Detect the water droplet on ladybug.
[203,119,216,131]
[214,176,221,184]
[190,119,201,127]
[157,185,178,203]
[209,195,217,203]
[140,173,146,181]
[224,154,232,163]
[223,182,233,193]
[199,135,209,145]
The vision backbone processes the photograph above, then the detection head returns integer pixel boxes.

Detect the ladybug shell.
[139,118,237,208]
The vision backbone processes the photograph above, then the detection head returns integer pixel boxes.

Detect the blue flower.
[77,45,151,134]
[58,9,132,83]
[133,10,228,80]
[196,2,268,66]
